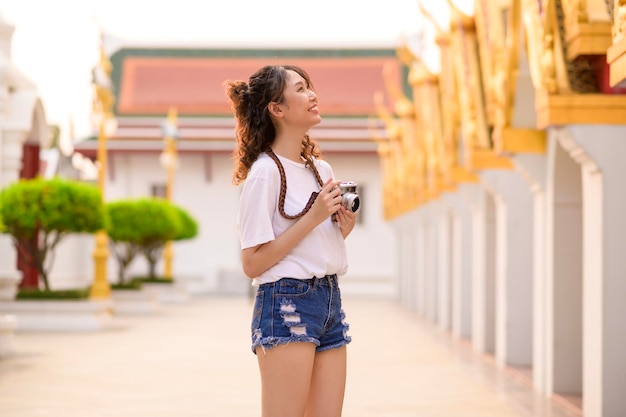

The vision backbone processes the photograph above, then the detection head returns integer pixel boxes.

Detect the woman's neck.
[272,130,305,163]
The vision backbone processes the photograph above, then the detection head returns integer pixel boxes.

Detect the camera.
[338,181,361,214]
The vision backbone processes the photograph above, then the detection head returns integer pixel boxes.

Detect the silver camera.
[338,181,361,214]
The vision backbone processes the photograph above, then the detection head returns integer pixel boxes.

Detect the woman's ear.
[267,101,284,118]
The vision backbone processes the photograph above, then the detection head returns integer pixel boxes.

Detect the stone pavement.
[0,295,577,417]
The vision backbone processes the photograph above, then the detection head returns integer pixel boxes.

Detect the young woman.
[226,64,357,417]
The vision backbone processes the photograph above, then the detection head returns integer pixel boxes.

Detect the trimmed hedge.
[106,198,199,281]
[0,178,105,291]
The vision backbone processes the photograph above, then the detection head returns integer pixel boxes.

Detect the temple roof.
[77,48,405,155]
[111,48,404,117]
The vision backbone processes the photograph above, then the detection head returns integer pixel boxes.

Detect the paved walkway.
[0,295,577,417]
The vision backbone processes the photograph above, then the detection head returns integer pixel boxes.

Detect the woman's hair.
[225,64,321,185]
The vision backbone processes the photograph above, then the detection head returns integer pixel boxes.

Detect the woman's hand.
[334,206,357,238]
[307,178,342,225]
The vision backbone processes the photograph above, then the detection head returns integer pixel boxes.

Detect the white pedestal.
[0,275,21,300]
[0,299,115,332]
[142,282,190,303]
[0,314,17,357]
[111,288,160,314]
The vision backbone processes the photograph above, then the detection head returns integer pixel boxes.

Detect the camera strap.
[266,149,324,220]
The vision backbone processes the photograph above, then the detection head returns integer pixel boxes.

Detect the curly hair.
[225,65,321,185]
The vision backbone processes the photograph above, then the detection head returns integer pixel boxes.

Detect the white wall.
[54,150,396,295]
[324,153,397,294]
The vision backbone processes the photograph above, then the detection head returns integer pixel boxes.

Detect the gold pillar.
[161,107,179,280]
[90,44,115,300]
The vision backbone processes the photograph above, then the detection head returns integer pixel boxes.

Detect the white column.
[422,202,438,323]
[514,152,548,393]
[394,213,418,311]
[544,133,583,399]
[463,184,496,354]
[443,186,476,339]
[391,218,407,304]
[414,211,427,316]
[559,125,626,417]
[406,214,419,312]
[432,200,451,332]
[481,169,534,367]
[0,130,26,287]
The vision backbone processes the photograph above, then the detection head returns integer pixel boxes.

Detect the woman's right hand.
[307,178,342,224]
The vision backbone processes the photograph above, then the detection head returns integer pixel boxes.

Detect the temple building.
[378,1,626,417]
[71,44,402,296]
[0,13,49,353]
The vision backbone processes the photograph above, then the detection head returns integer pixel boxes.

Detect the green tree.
[136,202,199,279]
[172,204,199,241]
[0,202,4,233]
[105,200,143,285]
[0,178,105,290]
[131,198,180,278]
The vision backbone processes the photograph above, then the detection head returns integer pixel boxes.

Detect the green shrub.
[106,200,145,285]
[139,203,199,278]
[133,276,175,284]
[0,178,105,291]
[105,198,200,281]
[106,198,179,279]
[172,204,199,241]
[16,287,91,300]
[110,278,143,290]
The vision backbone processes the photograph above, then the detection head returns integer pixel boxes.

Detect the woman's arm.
[241,178,342,278]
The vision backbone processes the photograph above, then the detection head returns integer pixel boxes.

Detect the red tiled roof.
[117,56,401,116]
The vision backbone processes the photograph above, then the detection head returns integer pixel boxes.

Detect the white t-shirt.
[237,152,348,286]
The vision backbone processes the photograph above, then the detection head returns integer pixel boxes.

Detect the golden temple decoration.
[561,0,612,60]
[368,118,400,220]
[447,5,491,171]
[470,149,514,170]
[535,92,626,127]
[481,0,520,153]
[90,40,116,300]
[521,0,573,94]
[473,0,502,125]
[384,61,427,208]
[373,90,418,217]
[434,35,461,187]
[614,0,626,41]
[608,0,626,86]
[417,1,449,35]
[541,0,562,93]
[395,46,443,198]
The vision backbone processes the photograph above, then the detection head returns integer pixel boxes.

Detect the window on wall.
[151,184,166,198]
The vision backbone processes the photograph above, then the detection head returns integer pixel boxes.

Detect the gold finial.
[167,106,178,125]
[417,0,447,35]
[373,91,401,141]
[446,0,474,18]
[382,62,414,117]
[395,43,418,67]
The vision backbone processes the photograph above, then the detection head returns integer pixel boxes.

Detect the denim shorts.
[250,274,352,354]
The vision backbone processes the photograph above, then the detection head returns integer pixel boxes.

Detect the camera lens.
[351,197,360,213]
[342,194,361,214]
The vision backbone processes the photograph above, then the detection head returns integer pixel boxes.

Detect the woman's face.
[279,69,321,129]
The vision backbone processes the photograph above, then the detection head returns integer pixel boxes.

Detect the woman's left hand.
[335,206,357,239]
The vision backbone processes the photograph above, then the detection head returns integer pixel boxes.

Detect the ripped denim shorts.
[250,274,352,354]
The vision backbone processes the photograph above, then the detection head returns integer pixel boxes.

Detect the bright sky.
[0,0,424,142]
